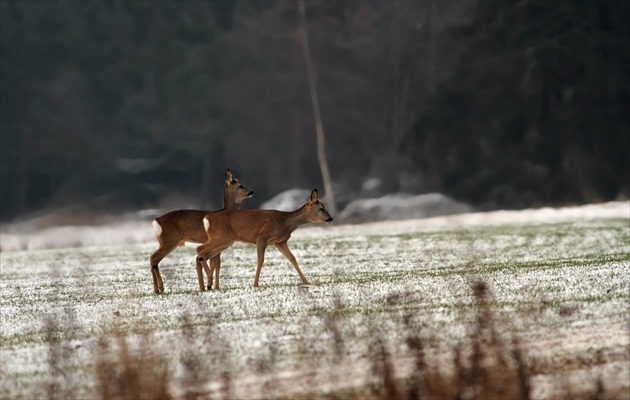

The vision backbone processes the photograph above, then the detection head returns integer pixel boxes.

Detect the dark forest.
[1,0,628,221]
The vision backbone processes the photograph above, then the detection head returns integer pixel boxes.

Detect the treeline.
[402,0,630,208]
[1,0,628,221]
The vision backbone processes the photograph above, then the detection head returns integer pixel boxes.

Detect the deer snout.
[247,191,254,198]
[326,216,333,223]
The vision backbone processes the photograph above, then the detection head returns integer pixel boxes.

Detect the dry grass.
[94,333,171,400]
[33,281,624,400]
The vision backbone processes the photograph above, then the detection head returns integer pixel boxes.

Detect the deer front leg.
[253,240,268,288]
[275,241,309,285]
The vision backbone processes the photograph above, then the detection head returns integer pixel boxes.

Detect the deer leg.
[149,242,179,294]
[151,267,164,294]
[200,256,213,289]
[275,241,309,285]
[207,247,231,289]
[253,240,268,288]
[208,254,222,290]
[206,254,222,290]
[197,241,232,292]
[196,241,213,291]
[195,256,206,292]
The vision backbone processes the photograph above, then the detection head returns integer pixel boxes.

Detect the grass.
[0,213,629,399]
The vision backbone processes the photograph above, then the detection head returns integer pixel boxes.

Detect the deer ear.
[310,189,319,202]
[225,169,233,183]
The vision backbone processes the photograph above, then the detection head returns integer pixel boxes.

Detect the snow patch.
[261,189,312,211]
[0,201,627,252]
[339,192,474,223]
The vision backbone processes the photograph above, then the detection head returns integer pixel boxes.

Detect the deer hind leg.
[197,256,221,290]
[253,240,269,288]
[195,256,206,292]
[151,267,164,295]
[150,247,175,294]
[208,254,221,290]
[196,240,233,292]
[196,255,215,291]
[150,223,181,294]
[275,241,309,285]
[194,247,215,292]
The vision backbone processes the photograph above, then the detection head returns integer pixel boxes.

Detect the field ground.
[0,202,629,399]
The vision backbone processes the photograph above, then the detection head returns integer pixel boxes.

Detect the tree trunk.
[297,0,336,215]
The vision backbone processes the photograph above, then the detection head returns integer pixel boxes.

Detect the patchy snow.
[1,201,627,252]
[0,201,628,398]
[0,220,155,251]
[339,192,474,223]
[260,188,313,211]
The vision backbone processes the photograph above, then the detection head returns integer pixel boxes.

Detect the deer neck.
[222,190,241,211]
[284,205,310,232]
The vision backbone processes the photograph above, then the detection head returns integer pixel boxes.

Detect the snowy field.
[0,201,628,399]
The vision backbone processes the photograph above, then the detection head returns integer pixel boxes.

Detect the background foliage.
[1,0,628,221]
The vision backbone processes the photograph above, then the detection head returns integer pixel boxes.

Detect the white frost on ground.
[0,200,628,399]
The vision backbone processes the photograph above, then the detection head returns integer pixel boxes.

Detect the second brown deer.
[149,169,253,294]
[196,189,333,289]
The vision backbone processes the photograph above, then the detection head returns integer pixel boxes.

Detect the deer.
[149,169,254,294]
[196,189,333,289]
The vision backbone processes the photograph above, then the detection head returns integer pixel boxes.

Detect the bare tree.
[297,0,336,214]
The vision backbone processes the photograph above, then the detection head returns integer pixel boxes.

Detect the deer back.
[203,209,285,244]
[156,209,216,244]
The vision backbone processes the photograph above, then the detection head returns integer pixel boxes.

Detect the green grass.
[0,215,629,399]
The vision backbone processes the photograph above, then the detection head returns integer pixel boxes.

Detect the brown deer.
[196,189,333,289]
[150,169,253,294]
